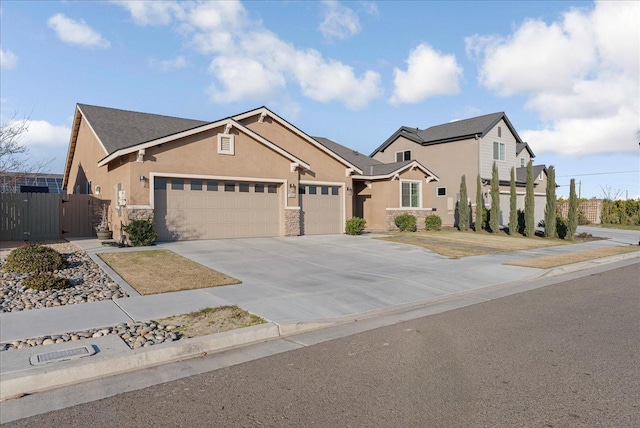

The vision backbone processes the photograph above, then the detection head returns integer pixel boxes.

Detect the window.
[498,126,502,138]
[401,181,420,208]
[267,184,277,194]
[224,182,235,192]
[396,150,411,162]
[190,180,202,191]
[321,186,329,195]
[520,158,525,167]
[154,178,167,190]
[493,142,505,161]
[86,180,92,195]
[299,185,306,194]
[239,183,250,192]
[255,183,265,193]
[206,181,218,191]
[331,187,339,196]
[437,187,446,197]
[171,179,184,190]
[217,133,235,155]
[308,186,317,195]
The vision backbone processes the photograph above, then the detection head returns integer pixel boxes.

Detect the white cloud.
[149,56,187,71]
[47,13,111,49]
[114,0,382,109]
[111,0,184,26]
[467,0,640,156]
[15,120,71,148]
[319,1,361,40]
[0,47,17,69]
[390,43,463,105]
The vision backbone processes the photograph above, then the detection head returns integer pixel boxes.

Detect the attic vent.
[217,133,235,155]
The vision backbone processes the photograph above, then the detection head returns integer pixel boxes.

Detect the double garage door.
[154,178,280,241]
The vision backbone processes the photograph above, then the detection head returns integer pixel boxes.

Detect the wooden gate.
[0,193,97,241]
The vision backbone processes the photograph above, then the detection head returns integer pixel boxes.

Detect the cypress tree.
[544,166,557,238]
[475,174,483,231]
[489,162,500,233]
[509,167,517,235]
[567,178,578,239]
[458,175,469,231]
[524,161,535,237]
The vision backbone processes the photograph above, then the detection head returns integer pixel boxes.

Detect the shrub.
[517,209,526,235]
[425,214,442,231]
[345,217,367,235]
[394,213,417,232]
[123,220,158,246]
[556,216,568,240]
[23,272,69,291]
[2,244,67,273]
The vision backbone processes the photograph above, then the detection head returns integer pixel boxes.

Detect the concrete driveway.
[159,235,542,324]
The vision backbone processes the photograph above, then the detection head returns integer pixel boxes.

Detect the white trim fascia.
[148,172,296,210]
[298,179,347,233]
[351,161,439,181]
[127,205,152,209]
[386,208,436,211]
[97,118,310,169]
[399,179,423,209]
[285,206,301,210]
[233,107,363,175]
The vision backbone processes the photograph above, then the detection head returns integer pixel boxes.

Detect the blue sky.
[1,0,638,199]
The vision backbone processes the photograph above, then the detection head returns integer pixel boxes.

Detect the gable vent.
[217,133,235,155]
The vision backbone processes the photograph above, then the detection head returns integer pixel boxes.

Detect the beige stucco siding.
[128,125,298,209]
[373,136,478,225]
[66,117,110,196]
[240,115,353,222]
[479,119,517,180]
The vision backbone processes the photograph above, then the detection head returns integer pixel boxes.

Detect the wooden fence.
[0,193,96,241]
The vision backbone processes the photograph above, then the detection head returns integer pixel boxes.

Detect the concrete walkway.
[1,231,637,343]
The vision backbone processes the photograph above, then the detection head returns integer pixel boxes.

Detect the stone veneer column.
[284,208,301,236]
[127,208,154,222]
[385,209,436,231]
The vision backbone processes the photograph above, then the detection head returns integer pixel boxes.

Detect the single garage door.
[299,184,342,235]
[154,178,280,241]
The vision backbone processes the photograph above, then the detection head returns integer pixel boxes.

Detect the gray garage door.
[154,178,280,241]
[299,184,342,235]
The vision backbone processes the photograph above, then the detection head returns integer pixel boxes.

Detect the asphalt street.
[4,262,639,427]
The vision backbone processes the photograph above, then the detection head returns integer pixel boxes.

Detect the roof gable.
[371,112,525,156]
[78,104,209,154]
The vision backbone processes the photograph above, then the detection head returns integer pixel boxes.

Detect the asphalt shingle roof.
[78,104,209,154]
[313,136,383,173]
[415,112,504,143]
[516,164,546,183]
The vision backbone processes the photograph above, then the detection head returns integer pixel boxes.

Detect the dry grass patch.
[377,230,565,258]
[99,250,240,295]
[505,246,640,269]
[159,305,265,338]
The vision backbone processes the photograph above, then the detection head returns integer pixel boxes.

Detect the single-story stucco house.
[63,104,440,241]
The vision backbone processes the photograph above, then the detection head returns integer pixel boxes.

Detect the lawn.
[598,223,640,231]
[377,230,565,258]
[159,305,266,338]
[505,246,640,269]
[98,250,240,295]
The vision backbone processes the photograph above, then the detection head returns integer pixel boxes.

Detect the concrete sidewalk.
[1,233,638,403]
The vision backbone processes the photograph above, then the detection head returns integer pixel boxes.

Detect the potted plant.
[96,203,113,240]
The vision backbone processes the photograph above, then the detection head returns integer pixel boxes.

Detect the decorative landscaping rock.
[0,242,129,313]
[0,321,180,352]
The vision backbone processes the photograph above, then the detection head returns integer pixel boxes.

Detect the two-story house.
[370,112,547,228]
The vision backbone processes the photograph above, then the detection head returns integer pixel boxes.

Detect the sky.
[1,0,638,199]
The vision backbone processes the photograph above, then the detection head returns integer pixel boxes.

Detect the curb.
[0,323,279,401]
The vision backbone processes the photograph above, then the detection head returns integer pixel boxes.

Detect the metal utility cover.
[30,346,96,366]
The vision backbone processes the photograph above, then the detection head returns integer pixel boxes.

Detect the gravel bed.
[0,321,180,352]
[0,242,129,313]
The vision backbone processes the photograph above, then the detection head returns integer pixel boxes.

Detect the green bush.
[23,272,69,291]
[345,217,367,235]
[2,244,67,273]
[556,216,568,240]
[394,213,417,232]
[424,214,442,231]
[123,220,158,246]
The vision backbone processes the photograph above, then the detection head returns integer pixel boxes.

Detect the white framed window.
[437,187,446,197]
[86,180,92,195]
[520,158,525,167]
[396,150,411,162]
[401,180,421,208]
[217,133,235,155]
[498,126,502,138]
[493,142,505,161]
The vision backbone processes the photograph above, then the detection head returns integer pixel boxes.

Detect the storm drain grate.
[30,346,96,366]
